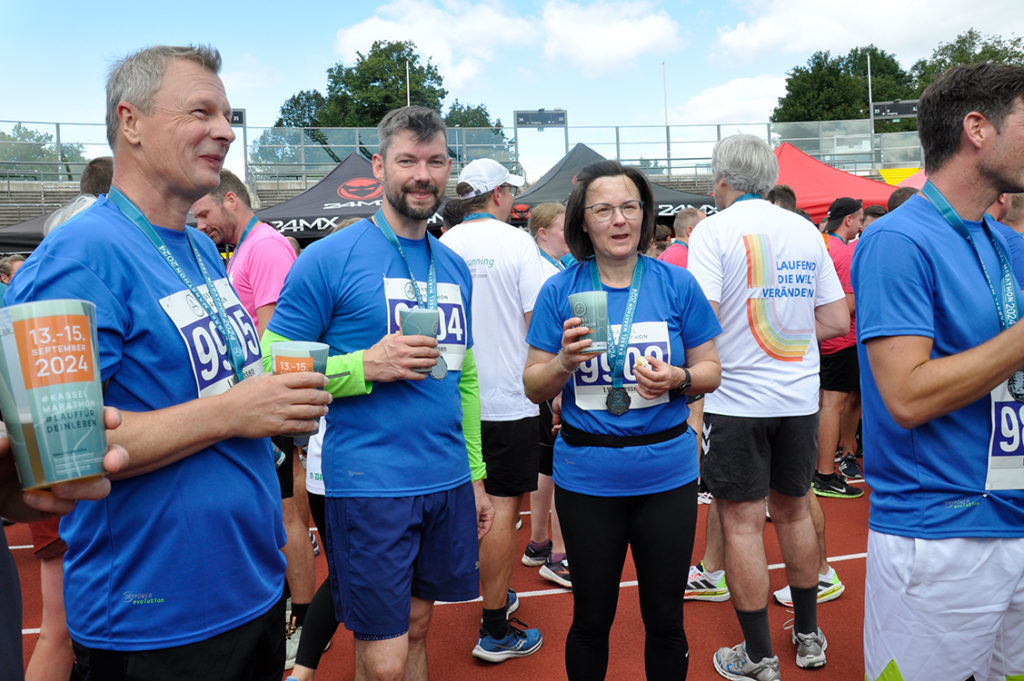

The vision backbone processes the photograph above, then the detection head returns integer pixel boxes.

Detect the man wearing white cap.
[441,158,548,662]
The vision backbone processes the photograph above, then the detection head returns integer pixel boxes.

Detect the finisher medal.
[1009,368,1024,402]
[606,387,630,415]
[430,355,448,381]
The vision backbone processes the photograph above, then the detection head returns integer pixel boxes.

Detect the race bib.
[987,379,1024,490]
[573,321,670,411]
[159,278,264,397]
[383,276,468,371]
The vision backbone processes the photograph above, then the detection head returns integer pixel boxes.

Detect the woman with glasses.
[523,160,722,680]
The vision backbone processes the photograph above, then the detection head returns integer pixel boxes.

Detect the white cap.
[457,158,524,199]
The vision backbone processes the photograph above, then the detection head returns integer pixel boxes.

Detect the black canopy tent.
[0,212,48,253]
[256,152,443,241]
[509,143,716,224]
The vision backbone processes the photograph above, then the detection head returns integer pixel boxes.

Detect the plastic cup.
[271,341,329,441]
[400,307,440,373]
[567,291,609,353]
[0,299,106,490]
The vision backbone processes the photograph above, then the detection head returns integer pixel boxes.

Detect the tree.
[319,40,446,127]
[771,52,866,122]
[911,29,1024,91]
[772,47,917,132]
[445,100,494,128]
[0,123,87,180]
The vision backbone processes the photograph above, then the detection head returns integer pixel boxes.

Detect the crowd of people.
[1,43,1024,681]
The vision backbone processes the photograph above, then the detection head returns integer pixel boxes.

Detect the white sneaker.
[792,627,827,668]
[772,566,845,607]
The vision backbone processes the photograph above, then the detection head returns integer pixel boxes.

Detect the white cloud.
[714,0,1024,65]
[541,0,681,71]
[674,75,787,124]
[334,1,535,89]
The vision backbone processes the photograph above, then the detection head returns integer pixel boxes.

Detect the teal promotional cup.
[271,341,329,441]
[0,299,106,490]
[400,307,440,374]
[567,291,609,354]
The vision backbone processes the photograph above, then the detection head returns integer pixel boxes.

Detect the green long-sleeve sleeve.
[459,347,485,481]
[260,329,372,398]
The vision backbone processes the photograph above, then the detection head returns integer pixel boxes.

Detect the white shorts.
[864,530,1024,681]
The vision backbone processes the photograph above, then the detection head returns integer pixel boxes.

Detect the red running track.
[9,482,870,680]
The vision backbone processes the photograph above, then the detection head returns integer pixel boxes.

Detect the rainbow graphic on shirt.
[742,234,813,362]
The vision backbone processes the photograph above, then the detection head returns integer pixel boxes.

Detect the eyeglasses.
[500,183,519,197]
[585,200,643,223]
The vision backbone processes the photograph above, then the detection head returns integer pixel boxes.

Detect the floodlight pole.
[406,61,411,107]
[867,52,876,172]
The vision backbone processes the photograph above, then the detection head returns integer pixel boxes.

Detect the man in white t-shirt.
[688,135,848,680]
[440,158,547,662]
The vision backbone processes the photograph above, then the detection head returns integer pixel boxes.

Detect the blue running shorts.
[325,482,479,640]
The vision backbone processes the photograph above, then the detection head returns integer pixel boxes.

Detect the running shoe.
[515,517,523,531]
[772,566,845,607]
[284,624,301,670]
[838,454,863,481]
[698,491,714,505]
[713,642,780,681]
[792,627,828,669]
[539,558,571,588]
[685,562,729,601]
[521,539,552,567]
[309,529,320,557]
[472,618,543,662]
[504,588,519,617]
[812,471,864,499]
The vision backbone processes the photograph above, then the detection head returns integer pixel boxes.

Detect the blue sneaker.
[504,588,519,617]
[472,618,543,662]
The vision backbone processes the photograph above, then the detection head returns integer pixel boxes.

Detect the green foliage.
[771,51,867,123]
[319,40,447,127]
[911,29,1024,91]
[445,100,494,128]
[0,123,86,180]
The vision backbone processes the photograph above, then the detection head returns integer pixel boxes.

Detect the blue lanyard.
[463,212,496,222]
[734,193,761,203]
[590,257,645,390]
[826,232,847,245]
[922,181,1019,330]
[108,187,248,382]
[373,209,437,309]
[227,216,259,275]
[538,246,565,270]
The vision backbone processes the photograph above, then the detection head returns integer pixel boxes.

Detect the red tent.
[773,143,894,224]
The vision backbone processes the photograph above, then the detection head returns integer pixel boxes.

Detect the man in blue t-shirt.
[263,106,493,681]
[853,62,1024,681]
[8,45,331,681]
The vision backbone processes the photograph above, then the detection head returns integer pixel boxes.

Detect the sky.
[2,1,1022,182]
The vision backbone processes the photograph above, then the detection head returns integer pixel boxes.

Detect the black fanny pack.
[559,420,688,449]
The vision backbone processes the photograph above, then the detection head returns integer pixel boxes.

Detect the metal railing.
[1,118,924,187]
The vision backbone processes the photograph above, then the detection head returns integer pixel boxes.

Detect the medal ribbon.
[108,187,247,382]
[373,209,437,310]
[590,257,645,390]
[734,193,761,203]
[538,246,566,270]
[463,212,496,222]
[922,181,1019,330]
[227,216,259,275]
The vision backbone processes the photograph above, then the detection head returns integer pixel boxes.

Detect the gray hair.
[377,106,447,159]
[106,45,222,149]
[711,134,778,197]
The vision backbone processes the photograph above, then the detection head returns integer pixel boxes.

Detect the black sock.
[482,607,508,639]
[735,607,772,662]
[790,585,818,635]
[291,602,310,629]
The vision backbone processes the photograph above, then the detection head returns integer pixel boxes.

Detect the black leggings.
[555,481,698,681]
[294,492,340,670]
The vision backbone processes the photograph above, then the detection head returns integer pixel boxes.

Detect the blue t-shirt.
[7,197,286,649]
[268,219,474,498]
[526,256,720,496]
[852,194,1024,538]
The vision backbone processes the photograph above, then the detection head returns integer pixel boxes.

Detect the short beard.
[385,181,442,221]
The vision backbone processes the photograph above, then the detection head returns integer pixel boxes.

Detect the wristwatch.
[670,366,691,396]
